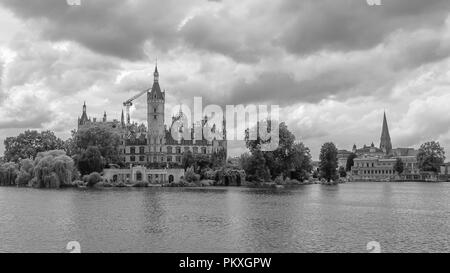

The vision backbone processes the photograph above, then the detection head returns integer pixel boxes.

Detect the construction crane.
[123,88,150,125]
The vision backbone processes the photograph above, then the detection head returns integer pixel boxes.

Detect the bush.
[132,181,149,188]
[86,172,102,187]
[274,175,285,185]
[184,167,200,182]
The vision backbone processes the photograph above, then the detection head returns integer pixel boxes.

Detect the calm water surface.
[0,182,449,253]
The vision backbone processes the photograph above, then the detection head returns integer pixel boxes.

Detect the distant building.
[103,166,184,184]
[337,150,353,168]
[77,65,227,167]
[349,112,421,181]
[440,163,450,175]
[350,157,397,181]
[352,142,385,158]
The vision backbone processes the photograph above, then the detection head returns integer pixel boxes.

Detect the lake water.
[0,182,449,253]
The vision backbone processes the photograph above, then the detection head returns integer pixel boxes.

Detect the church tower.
[380,111,392,155]
[147,64,166,162]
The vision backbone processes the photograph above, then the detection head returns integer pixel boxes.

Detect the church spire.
[380,111,392,155]
[154,62,159,83]
[121,109,125,126]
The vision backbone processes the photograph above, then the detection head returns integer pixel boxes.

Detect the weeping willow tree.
[32,150,76,189]
[0,162,19,186]
[15,159,34,187]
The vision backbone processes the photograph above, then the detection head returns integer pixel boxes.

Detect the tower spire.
[154,59,159,83]
[380,111,392,155]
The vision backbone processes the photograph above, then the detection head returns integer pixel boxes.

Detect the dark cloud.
[277,0,450,55]
[0,0,193,60]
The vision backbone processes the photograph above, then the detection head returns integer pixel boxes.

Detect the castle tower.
[147,64,166,162]
[78,101,89,128]
[380,111,392,155]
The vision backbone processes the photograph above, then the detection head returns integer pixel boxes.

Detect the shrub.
[86,172,102,187]
[184,167,200,182]
[274,175,285,185]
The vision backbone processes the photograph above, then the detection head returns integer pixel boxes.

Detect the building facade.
[349,112,420,181]
[103,166,184,184]
[351,157,397,181]
[78,65,227,167]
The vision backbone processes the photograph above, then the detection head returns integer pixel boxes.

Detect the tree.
[244,122,312,182]
[339,166,347,178]
[417,141,446,173]
[0,162,19,186]
[289,143,313,181]
[394,158,404,175]
[15,159,34,186]
[32,150,76,188]
[211,149,227,168]
[3,130,65,162]
[73,124,122,165]
[182,150,195,171]
[319,142,338,182]
[76,146,105,176]
[346,153,357,172]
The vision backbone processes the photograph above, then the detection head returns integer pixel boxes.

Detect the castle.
[77,65,227,167]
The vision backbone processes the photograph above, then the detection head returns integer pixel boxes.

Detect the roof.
[149,81,164,100]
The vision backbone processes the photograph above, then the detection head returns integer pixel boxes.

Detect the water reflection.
[0,183,449,253]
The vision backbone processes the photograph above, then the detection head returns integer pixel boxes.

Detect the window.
[202,147,207,154]
[139,156,145,162]
[193,147,198,154]
[130,156,136,162]
[176,147,181,154]
[167,146,173,154]
[154,115,157,120]
[130,147,135,154]
[176,156,181,162]
[153,157,157,162]
[167,156,172,162]
[154,108,157,113]
[139,147,145,154]
[184,147,190,152]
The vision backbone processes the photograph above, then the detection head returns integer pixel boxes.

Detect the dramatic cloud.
[0,0,450,159]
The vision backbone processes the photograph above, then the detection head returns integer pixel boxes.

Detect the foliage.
[417,141,446,173]
[244,122,312,182]
[32,150,76,189]
[72,124,122,165]
[0,162,19,186]
[182,150,195,171]
[75,146,105,175]
[339,166,347,178]
[211,149,227,168]
[3,130,65,163]
[319,142,338,182]
[85,172,102,187]
[394,158,404,175]
[15,159,34,186]
[184,167,200,182]
[346,153,357,172]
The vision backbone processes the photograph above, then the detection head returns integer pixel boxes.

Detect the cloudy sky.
[1,0,450,160]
